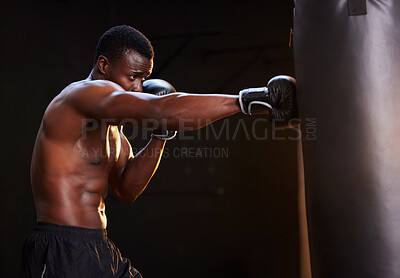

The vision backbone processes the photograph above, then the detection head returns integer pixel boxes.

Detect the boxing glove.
[143,79,177,96]
[239,75,298,124]
[143,79,177,140]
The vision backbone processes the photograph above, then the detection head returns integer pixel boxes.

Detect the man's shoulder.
[41,79,123,140]
[63,79,123,97]
[56,79,125,112]
[46,79,122,117]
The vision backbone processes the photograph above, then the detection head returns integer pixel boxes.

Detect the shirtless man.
[20,25,296,277]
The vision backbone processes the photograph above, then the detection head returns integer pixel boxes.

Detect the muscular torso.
[31,80,131,229]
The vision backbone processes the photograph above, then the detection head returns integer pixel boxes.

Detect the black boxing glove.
[143,79,177,96]
[238,75,298,124]
[143,79,177,140]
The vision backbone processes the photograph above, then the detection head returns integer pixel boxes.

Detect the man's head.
[93,25,154,92]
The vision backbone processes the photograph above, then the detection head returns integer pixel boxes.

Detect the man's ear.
[97,55,109,76]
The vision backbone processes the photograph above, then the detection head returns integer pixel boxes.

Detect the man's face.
[104,50,153,92]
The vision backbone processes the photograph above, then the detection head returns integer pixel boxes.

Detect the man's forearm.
[117,138,165,202]
[154,93,240,130]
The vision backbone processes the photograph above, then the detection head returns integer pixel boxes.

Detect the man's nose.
[132,80,143,92]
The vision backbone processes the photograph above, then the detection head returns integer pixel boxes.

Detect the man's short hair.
[93,25,154,66]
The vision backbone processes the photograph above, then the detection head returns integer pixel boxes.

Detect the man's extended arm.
[101,91,240,130]
[67,80,240,131]
[68,76,297,131]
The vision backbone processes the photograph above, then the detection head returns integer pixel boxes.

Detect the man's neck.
[87,68,103,81]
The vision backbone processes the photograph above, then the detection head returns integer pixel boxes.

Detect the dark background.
[0,1,300,277]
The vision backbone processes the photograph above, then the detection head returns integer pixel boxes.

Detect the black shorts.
[20,222,142,278]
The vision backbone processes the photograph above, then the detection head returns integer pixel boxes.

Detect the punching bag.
[293,1,400,277]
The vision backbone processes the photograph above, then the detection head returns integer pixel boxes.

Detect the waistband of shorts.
[35,222,107,240]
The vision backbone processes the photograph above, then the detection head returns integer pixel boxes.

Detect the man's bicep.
[68,88,160,125]
[98,91,161,125]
